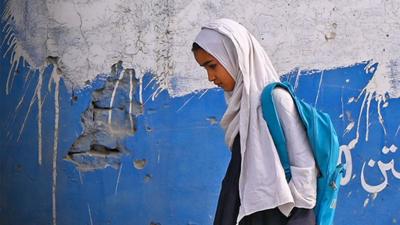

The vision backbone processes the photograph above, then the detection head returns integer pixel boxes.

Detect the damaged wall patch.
[66,64,142,171]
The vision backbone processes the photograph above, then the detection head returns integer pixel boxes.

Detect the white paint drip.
[15,65,46,165]
[129,70,134,115]
[108,69,125,125]
[339,87,344,120]
[77,168,83,185]
[51,66,61,225]
[129,70,134,133]
[348,97,355,104]
[14,70,33,112]
[371,192,378,200]
[138,77,143,105]
[6,57,21,94]
[294,69,301,90]
[343,121,355,136]
[376,97,387,136]
[87,204,94,225]
[114,163,123,195]
[198,89,208,99]
[143,77,158,105]
[1,24,12,48]
[364,91,373,142]
[37,70,43,165]
[350,75,384,148]
[17,73,41,141]
[352,88,368,147]
[176,94,195,112]
[314,70,324,107]
[396,125,400,136]
[363,197,369,207]
[150,85,164,101]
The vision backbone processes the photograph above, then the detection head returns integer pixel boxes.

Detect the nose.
[207,71,216,82]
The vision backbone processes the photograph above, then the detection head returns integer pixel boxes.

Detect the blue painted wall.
[1,3,400,225]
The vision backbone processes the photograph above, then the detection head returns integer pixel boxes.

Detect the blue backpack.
[260,82,345,225]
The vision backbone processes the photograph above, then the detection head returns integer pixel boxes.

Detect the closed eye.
[208,64,217,69]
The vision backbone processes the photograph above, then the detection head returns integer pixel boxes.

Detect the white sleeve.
[272,87,318,215]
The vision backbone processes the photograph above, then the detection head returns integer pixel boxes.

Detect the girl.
[192,19,318,225]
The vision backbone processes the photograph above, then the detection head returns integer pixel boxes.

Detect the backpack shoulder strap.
[261,82,296,181]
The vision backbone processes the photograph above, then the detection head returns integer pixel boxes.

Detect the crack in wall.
[66,63,142,171]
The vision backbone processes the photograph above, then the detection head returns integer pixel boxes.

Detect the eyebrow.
[200,60,214,67]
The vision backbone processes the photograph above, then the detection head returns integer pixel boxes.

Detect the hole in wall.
[134,159,147,170]
[66,64,143,171]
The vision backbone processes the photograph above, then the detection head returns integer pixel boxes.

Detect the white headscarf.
[194,18,280,151]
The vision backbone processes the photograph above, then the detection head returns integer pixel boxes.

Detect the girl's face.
[193,48,236,92]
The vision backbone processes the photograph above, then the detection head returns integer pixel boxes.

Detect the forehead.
[193,48,217,65]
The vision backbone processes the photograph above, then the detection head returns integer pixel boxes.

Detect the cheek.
[221,69,236,91]
[227,78,236,91]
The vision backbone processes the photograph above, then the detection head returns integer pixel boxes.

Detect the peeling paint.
[206,116,218,125]
[66,66,142,171]
[134,159,147,170]
[144,174,152,182]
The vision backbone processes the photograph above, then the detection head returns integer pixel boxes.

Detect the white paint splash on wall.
[108,68,126,124]
[2,0,400,98]
[343,121,355,136]
[87,203,94,225]
[49,64,61,225]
